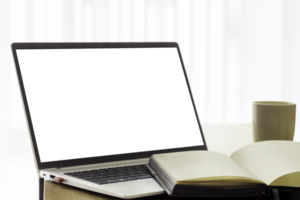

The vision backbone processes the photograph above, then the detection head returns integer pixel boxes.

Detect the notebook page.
[230,141,300,185]
[152,151,262,183]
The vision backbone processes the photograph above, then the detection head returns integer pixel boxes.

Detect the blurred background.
[1,0,300,199]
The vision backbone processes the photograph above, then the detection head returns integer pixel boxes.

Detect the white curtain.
[3,0,300,125]
[0,0,300,141]
[1,0,300,198]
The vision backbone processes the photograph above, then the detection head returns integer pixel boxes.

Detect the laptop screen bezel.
[11,42,207,170]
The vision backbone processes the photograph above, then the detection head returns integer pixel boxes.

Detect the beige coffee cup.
[253,101,296,142]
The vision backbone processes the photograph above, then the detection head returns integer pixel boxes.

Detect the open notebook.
[149,140,300,197]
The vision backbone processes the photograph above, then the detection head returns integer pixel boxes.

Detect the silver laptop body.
[11,42,207,199]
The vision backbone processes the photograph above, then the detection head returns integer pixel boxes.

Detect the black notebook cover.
[152,174,267,198]
[153,174,300,199]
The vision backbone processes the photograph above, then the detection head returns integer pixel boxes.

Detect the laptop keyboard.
[64,164,152,185]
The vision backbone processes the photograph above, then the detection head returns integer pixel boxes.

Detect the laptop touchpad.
[98,179,164,198]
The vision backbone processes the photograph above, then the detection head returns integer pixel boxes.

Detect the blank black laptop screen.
[16,47,204,163]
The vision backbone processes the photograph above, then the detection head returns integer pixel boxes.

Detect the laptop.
[11,42,207,199]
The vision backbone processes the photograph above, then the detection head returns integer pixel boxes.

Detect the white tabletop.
[201,124,300,156]
[202,124,254,156]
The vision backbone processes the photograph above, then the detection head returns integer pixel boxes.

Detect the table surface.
[43,124,299,200]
